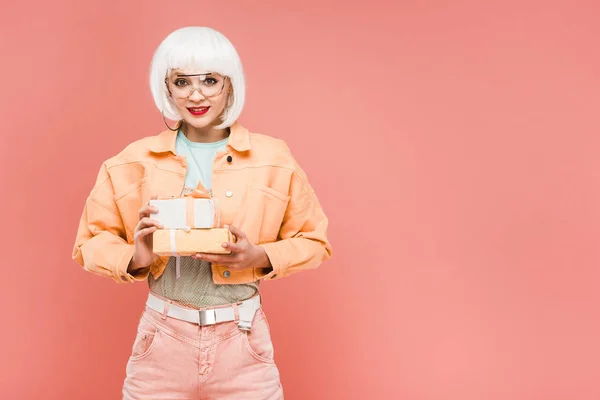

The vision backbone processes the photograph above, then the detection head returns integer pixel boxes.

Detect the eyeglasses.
[165,72,228,99]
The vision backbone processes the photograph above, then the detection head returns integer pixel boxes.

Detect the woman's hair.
[149,27,246,129]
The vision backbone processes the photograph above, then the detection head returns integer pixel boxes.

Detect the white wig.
[149,27,246,129]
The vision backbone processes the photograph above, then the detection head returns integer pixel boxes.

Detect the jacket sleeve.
[72,163,150,284]
[257,158,333,280]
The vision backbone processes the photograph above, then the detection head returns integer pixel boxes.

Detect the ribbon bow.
[185,188,212,199]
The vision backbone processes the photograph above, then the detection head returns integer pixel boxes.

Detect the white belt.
[146,293,261,331]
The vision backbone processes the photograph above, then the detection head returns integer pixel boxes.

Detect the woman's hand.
[192,225,272,271]
[127,196,163,274]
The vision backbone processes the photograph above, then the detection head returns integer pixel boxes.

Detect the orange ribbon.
[183,188,213,229]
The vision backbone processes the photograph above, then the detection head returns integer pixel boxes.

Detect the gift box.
[152,227,234,256]
[149,188,219,229]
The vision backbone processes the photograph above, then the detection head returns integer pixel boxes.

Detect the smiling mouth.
[187,106,210,116]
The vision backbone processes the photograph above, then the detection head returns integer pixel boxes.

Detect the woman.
[72,26,332,399]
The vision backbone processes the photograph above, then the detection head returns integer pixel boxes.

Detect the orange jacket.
[72,122,332,285]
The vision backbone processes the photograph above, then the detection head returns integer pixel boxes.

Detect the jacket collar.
[148,121,252,154]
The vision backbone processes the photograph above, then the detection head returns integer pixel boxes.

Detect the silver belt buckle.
[199,309,216,325]
[238,320,252,331]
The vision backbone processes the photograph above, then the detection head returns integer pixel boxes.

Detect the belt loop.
[233,303,240,323]
[237,298,254,331]
[161,299,171,320]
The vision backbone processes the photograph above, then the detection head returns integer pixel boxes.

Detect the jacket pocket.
[232,185,290,245]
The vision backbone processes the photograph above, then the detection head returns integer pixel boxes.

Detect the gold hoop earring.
[162,111,182,132]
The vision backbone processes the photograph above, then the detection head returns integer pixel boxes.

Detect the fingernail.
[224,224,229,229]
[222,243,228,248]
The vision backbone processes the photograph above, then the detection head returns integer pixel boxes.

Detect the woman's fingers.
[193,253,235,265]
[138,195,159,219]
[135,197,162,244]
[226,224,247,241]
[222,241,244,253]
[138,204,159,220]
[134,226,157,241]
[136,217,163,231]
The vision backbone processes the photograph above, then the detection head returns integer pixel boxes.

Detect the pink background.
[1,1,599,399]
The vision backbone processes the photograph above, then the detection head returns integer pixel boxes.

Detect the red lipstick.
[187,107,210,116]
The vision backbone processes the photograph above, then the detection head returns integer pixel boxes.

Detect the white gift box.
[149,197,218,229]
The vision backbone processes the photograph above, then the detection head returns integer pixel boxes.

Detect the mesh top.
[148,256,259,308]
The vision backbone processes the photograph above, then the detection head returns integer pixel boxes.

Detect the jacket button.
[225,191,233,198]
[226,155,233,163]
[223,270,231,278]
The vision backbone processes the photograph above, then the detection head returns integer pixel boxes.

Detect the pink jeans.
[122,300,284,399]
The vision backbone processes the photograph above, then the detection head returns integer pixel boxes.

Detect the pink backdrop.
[1,1,599,399]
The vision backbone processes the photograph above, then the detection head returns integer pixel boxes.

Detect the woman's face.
[166,69,232,130]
